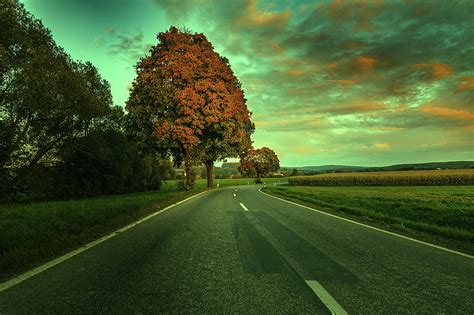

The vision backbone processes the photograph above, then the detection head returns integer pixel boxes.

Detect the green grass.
[263,185,474,253]
[194,177,288,188]
[0,177,281,280]
[0,185,204,279]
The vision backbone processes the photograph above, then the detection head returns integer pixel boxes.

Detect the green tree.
[57,108,167,198]
[239,147,280,183]
[1,0,112,195]
[290,168,299,176]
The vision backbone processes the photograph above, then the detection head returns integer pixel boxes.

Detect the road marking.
[239,203,249,211]
[0,190,209,293]
[259,188,473,259]
[305,280,347,315]
[233,193,236,197]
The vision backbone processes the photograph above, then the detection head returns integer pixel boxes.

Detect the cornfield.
[289,169,474,186]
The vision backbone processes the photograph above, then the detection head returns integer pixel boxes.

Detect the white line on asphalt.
[0,190,210,293]
[305,280,347,315]
[259,188,473,259]
[233,193,236,197]
[239,203,249,211]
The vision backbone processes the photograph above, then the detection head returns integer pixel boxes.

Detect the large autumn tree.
[127,27,254,189]
[239,147,280,182]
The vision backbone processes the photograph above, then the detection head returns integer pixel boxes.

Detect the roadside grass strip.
[259,188,473,259]
[0,190,209,293]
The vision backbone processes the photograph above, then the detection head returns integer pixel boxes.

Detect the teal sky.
[21,0,473,167]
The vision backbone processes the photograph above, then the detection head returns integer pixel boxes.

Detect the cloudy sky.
[21,0,473,167]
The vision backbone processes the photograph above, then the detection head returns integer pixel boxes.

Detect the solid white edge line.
[259,188,473,259]
[239,203,249,211]
[0,190,209,293]
[305,280,348,315]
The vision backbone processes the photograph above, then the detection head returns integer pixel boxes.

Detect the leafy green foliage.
[239,147,280,179]
[0,0,171,201]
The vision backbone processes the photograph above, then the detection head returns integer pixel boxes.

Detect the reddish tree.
[127,27,254,189]
[239,147,280,182]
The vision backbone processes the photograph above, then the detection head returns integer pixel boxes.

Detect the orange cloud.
[254,118,325,132]
[328,79,356,86]
[344,102,385,112]
[413,63,452,79]
[327,0,383,32]
[325,62,338,69]
[271,42,284,54]
[328,0,352,20]
[420,106,474,122]
[355,56,376,71]
[286,69,304,76]
[292,146,324,154]
[372,143,391,151]
[394,104,407,112]
[458,76,474,91]
[236,0,290,27]
[340,40,365,50]
[318,101,385,115]
[254,121,271,127]
[287,87,303,95]
[373,127,405,131]
[355,19,374,32]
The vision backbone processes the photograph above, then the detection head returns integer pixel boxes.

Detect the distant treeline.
[282,161,474,176]
[0,1,174,202]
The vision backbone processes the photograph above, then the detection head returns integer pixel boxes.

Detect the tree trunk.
[204,160,214,188]
[184,157,194,190]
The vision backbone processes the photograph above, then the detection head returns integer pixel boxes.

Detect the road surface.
[0,185,473,313]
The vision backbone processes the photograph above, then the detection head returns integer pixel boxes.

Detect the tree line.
[0,0,174,202]
[1,0,279,202]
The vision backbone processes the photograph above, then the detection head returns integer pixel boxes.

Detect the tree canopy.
[0,0,174,201]
[127,26,254,189]
[239,147,280,182]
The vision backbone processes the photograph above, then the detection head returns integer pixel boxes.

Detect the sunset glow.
[21,0,474,166]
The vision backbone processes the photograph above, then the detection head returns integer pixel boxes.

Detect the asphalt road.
[0,185,473,314]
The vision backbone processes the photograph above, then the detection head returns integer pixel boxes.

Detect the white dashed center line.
[305,280,348,315]
[239,203,249,211]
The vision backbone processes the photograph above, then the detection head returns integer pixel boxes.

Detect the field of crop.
[289,169,474,186]
[263,185,474,254]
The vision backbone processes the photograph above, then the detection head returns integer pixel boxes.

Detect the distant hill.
[297,165,366,172]
[282,161,474,173]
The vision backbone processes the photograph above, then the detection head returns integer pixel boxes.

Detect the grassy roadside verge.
[194,177,288,188]
[0,184,207,281]
[0,177,283,280]
[262,185,474,255]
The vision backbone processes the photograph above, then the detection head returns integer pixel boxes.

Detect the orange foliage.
[127,26,254,167]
